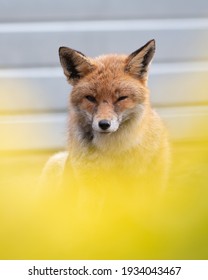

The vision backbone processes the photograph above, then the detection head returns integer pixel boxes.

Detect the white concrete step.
[0,106,208,151]
[0,0,207,22]
[0,62,208,113]
[0,19,208,67]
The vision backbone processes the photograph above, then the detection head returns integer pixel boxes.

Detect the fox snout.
[92,116,120,133]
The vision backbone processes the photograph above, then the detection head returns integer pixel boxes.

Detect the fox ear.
[59,47,94,85]
[125,39,155,81]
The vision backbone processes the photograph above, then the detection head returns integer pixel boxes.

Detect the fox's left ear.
[59,47,95,85]
[125,39,155,81]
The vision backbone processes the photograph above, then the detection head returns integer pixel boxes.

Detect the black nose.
[98,119,111,130]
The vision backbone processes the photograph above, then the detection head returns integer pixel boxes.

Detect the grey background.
[0,0,208,151]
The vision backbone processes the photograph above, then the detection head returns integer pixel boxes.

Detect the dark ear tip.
[59,46,68,55]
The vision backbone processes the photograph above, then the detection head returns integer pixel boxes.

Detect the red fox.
[40,40,169,196]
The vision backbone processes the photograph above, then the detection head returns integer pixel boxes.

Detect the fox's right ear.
[59,47,95,85]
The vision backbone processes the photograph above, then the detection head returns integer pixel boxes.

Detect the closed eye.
[117,96,128,102]
[85,95,97,103]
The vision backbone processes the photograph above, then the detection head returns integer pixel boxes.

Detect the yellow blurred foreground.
[0,142,208,259]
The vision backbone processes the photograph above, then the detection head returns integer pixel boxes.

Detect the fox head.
[59,40,155,140]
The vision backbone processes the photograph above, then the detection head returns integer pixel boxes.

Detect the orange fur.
[40,40,170,194]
